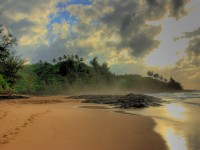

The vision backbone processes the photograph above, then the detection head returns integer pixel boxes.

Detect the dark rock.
[70,93,164,109]
[0,95,29,100]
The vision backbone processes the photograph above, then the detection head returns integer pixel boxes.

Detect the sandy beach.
[0,96,167,150]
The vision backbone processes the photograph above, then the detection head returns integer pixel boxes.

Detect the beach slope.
[0,96,167,150]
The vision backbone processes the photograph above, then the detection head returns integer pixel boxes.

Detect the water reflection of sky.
[141,93,200,150]
[125,103,189,150]
[165,128,187,150]
[165,104,187,121]
[155,104,188,150]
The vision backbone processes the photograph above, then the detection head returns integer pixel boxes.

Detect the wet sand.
[124,102,200,150]
[0,96,167,150]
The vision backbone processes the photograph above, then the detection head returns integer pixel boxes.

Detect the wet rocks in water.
[70,93,164,108]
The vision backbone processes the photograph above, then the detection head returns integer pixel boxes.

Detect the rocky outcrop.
[70,93,164,108]
[0,95,29,100]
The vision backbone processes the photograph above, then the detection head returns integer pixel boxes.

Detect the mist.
[14,55,183,96]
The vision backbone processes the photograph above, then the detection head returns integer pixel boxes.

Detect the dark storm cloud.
[175,26,200,70]
[65,0,191,60]
[0,0,43,26]
[0,0,190,62]
[181,27,200,39]
[187,37,200,55]
[101,0,141,35]
[0,0,62,45]
[100,0,167,57]
[177,26,200,56]
[169,0,190,19]
[9,19,37,38]
[97,0,189,57]
[145,0,168,20]
[0,0,46,14]
[171,23,200,89]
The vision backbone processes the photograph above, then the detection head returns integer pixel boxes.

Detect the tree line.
[14,56,114,94]
[147,71,168,82]
[52,54,84,63]
[147,70,182,90]
[0,26,183,95]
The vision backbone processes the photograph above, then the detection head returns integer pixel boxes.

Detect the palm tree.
[70,55,74,60]
[80,57,84,62]
[147,71,154,77]
[52,58,57,63]
[63,55,67,60]
[58,56,62,62]
[67,54,70,60]
[154,73,159,79]
[39,60,43,64]
[159,75,163,81]
[75,54,79,61]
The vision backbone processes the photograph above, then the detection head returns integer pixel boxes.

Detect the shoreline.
[0,96,168,150]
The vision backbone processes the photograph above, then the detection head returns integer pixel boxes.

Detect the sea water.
[124,91,200,150]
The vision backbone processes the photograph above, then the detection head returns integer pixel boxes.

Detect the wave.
[184,102,200,107]
[148,92,200,100]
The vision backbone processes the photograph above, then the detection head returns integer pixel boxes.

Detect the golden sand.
[0,96,167,150]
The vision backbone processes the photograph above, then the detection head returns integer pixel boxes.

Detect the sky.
[0,0,200,89]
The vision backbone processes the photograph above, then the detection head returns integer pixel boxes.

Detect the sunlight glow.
[165,128,187,150]
[154,104,188,150]
[165,104,187,121]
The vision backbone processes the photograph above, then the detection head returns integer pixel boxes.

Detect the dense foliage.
[14,56,113,94]
[14,56,183,95]
[0,25,24,94]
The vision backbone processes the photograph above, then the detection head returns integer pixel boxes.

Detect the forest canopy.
[13,55,183,95]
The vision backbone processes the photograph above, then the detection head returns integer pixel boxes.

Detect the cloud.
[182,27,200,38]
[65,0,190,62]
[1,0,198,89]
[29,0,191,70]
[176,26,200,66]
[30,38,92,63]
[172,67,200,89]
[51,20,70,39]
[187,37,200,56]
[0,0,66,47]
[171,25,200,89]
[0,0,190,62]
[99,0,162,57]
[168,0,190,19]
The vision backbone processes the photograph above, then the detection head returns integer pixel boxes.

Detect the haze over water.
[125,91,200,150]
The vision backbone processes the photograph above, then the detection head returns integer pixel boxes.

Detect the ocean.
[124,91,200,150]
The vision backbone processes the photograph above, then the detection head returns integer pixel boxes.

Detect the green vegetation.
[14,56,115,94]
[0,28,183,95]
[13,55,183,95]
[0,74,10,93]
[146,70,182,90]
[0,25,24,94]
